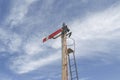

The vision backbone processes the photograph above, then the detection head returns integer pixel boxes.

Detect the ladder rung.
[71,70,76,73]
[70,68,76,72]
[70,66,75,69]
[70,62,75,66]
[72,76,77,79]
[70,64,75,67]
[69,59,74,62]
[69,56,74,58]
[70,58,74,60]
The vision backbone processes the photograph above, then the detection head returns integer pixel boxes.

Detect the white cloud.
[23,36,44,55]
[6,0,37,28]
[8,1,120,74]
[24,42,43,55]
[8,33,22,52]
[0,28,22,53]
[10,52,61,74]
[68,2,120,58]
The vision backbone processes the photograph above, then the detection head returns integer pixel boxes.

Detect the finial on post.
[62,23,70,34]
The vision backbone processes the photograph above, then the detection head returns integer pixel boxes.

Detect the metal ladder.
[68,48,79,80]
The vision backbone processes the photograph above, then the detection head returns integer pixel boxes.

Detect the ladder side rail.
[72,52,79,80]
[68,54,72,80]
[69,38,79,80]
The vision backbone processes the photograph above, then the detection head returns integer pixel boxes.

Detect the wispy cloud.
[69,2,120,59]
[0,28,22,53]
[10,52,60,74]
[8,1,120,74]
[23,36,44,55]
[6,0,37,28]
[0,0,60,74]
[0,0,119,75]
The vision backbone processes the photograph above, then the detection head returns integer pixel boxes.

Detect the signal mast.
[43,23,78,80]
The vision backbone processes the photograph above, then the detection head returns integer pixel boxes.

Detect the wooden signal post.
[42,23,78,80]
[61,24,69,80]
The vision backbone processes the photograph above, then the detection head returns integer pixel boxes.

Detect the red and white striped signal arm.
[42,28,62,43]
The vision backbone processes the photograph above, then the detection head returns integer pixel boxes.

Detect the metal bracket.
[67,32,72,38]
[62,23,70,34]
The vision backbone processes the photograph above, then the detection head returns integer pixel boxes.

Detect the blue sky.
[0,0,120,80]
